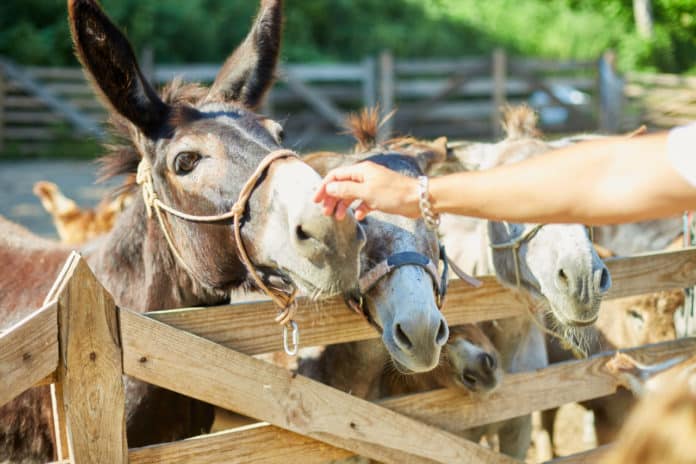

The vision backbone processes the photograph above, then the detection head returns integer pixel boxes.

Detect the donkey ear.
[68,0,169,135]
[207,0,283,108]
[412,137,449,174]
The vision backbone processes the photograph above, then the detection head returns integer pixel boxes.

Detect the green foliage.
[1,0,696,72]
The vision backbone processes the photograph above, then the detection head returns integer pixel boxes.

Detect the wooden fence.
[2,244,696,463]
[623,71,696,129]
[0,50,607,155]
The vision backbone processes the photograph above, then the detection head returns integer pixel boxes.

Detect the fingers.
[313,164,368,204]
[334,200,350,221]
[354,202,371,221]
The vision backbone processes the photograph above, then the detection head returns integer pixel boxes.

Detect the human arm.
[314,130,696,224]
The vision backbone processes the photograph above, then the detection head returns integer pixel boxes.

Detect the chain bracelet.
[417,176,440,230]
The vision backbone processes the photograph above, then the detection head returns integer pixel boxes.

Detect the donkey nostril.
[480,353,496,371]
[462,372,478,386]
[558,268,567,282]
[556,268,569,289]
[599,267,611,292]
[435,319,449,346]
[295,225,310,241]
[394,323,413,350]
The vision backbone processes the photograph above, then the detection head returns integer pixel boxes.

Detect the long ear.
[207,0,283,108]
[68,0,169,135]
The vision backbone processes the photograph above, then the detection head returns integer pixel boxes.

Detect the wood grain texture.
[378,338,696,433]
[544,445,612,463]
[0,302,58,407]
[121,309,516,464]
[147,249,696,356]
[129,423,353,464]
[604,247,696,298]
[56,256,127,464]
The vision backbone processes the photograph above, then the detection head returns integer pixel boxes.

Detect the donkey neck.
[85,196,230,312]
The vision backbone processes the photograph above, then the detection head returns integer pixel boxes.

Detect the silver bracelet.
[417,176,440,230]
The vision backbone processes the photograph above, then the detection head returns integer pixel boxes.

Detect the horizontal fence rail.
[146,247,696,356]
[2,245,696,463]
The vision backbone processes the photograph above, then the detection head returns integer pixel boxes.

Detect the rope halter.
[489,223,594,289]
[136,149,300,352]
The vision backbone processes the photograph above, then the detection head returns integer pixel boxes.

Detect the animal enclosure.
[2,244,696,463]
[0,51,608,155]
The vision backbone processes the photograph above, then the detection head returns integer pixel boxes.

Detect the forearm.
[429,133,696,224]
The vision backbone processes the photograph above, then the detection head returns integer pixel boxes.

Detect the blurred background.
[1,0,696,235]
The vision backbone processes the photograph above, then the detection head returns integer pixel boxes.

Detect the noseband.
[346,245,459,332]
[136,149,300,333]
[489,223,594,289]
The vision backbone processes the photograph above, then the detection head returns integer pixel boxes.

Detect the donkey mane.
[345,107,381,151]
[345,108,448,169]
[500,104,541,140]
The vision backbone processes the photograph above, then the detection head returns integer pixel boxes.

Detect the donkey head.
[489,222,611,328]
[69,0,364,297]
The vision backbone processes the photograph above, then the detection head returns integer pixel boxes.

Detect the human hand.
[313,161,420,220]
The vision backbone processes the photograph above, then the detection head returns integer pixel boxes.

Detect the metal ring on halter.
[283,320,300,356]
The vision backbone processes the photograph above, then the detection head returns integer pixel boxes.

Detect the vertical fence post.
[141,45,155,85]
[491,48,507,138]
[378,50,395,142]
[56,255,128,463]
[598,50,624,133]
[362,56,377,109]
[0,66,5,153]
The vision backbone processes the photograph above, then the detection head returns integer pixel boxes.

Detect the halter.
[345,245,482,331]
[489,223,594,289]
[136,149,300,352]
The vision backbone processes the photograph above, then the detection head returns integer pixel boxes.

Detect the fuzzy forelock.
[501,104,541,140]
[96,78,209,194]
[345,107,381,152]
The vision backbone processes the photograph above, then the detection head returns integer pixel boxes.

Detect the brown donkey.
[0,0,365,461]
[33,180,130,244]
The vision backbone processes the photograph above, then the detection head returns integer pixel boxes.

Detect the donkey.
[543,240,684,452]
[33,180,130,244]
[303,110,450,373]
[433,105,611,458]
[299,323,502,403]
[0,1,366,461]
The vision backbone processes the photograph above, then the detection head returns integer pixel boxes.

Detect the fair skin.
[314,132,696,225]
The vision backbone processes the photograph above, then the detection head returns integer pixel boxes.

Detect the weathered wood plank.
[147,248,696,356]
[282,72,347,129]
[378,338,696,434]
[121,309,516,464]
[378,50,395,141]
[545,445,612,463]
[0,58,104,139]
[605,247,696,299]
[491,48,507,137]
[56,256,127,464]
[129,422,353,464]
[0,302,58,408]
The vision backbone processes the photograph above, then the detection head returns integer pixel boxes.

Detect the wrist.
[402,176,421,218]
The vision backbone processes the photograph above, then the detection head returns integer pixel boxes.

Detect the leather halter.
[489,223,594,289]
[346,245,465,332]
[136,149,299,326]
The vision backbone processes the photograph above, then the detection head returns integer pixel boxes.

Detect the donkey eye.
[174,152,201,175]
